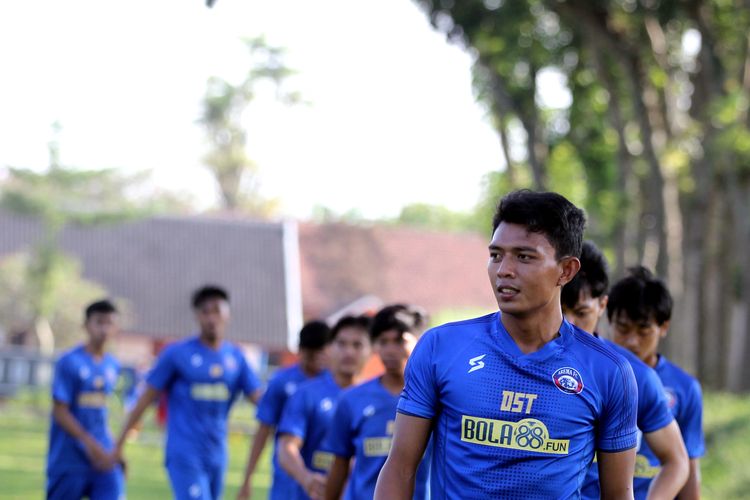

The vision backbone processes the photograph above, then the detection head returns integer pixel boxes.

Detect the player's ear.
[658,320,670,338]
[557,256,581,287]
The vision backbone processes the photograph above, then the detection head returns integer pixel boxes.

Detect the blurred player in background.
[115,285,262,500]
[609,267,705,499]
[324,304,431,500]
[277,315,372,500]
[46,299,123,500]
[237,320,331,500]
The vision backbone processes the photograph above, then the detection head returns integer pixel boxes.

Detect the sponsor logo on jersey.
[79,366,91,380]
[284,381,297,396]
[93,376,104,389]
[634,453,660,478]
[468,354,487,373]
[364,437,393,456]
[461,415,570,455]
[78,391,108,408]
[363,404,375,417]
[312,451,334,471]
[191,354,203,367]
[209,363,223,378]
[190,382,230,401]
[664,387,677,409]
[552,367,584,394]
[320,397,333,412]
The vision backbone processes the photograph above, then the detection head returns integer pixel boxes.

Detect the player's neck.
[332,371,355,389]
[198,333,222,350]
[501,307,564,354]
[380,372,405,395]
[84,341,105,360]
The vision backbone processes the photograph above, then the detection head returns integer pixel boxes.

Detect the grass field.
[1,390,749,499]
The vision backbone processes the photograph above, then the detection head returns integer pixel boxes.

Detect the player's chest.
[177,350,240,385]
[353,401,396,458]
[76,362,118,394]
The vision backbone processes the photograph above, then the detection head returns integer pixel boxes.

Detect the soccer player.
[277,315,372,500]
[375,190,640,499]
[237,320,331,500]
[324,304,431,500]
[561,242,689,499]
[46,299,123,500]
[115,285,262,500]
[608,267,705,499]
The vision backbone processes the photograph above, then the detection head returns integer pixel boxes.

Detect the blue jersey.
[146,337,261,468]
[325,377,431,500]
[256,364,325,500]
[633,355,705,498]
[398,312,639,499]
[278,370,342,500]
[47,345,120,475]
[581,339,674,499]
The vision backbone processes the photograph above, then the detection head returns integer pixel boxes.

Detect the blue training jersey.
[398,312,639,499]
[581,338,674,499]
[324,377,431,500]
[146,336,261,468]
[47,345,120,475]
[256,364,325,500]
[278,370,342,500]
[633,354,705,498]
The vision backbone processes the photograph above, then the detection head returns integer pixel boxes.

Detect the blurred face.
[84,312,119,348]
[611,311,668,367]
[488,222,579,318]
[563,290,608,335]
[327,326,371,378]
[195,297,230,342]
[374,329,417,376]
[298,347,328,375]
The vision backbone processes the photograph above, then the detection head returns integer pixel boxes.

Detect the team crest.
[191,354,203,367]
[209,364,224,378]
[363,405,375,417]
[79,366,90,380]
[552,367,584,394]
[664,388,677,409]
[284,382,297,396]
[320,397,333,412]
[93,376,104,389]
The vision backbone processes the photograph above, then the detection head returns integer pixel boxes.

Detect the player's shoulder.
[602,338,654,377]
[268,363,302,385]
[342,377,381,399]
[55,345,85,365]
[658,356,701,390]
[566,326,632,374]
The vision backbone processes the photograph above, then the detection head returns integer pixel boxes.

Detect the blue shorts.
[166,458,225,500]
[47,466,124,500]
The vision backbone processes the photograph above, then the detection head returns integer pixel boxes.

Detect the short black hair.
[607,266,672,325]
[561,241,610,310]
[370,304,428,342]
[192,285,229,309]
[491,190,586,259]
[85,299,118,321]
[298,320,331,350]
[330,315,371,341]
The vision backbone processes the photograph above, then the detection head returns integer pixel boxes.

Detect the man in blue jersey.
[608,267,705,499]
[115,285,263,500]
[324,304,431,500]
[278,315,372,500]
[376,190,640,499]
[46,299,123,500]
[561,242,688,499]
[237,320,331,500]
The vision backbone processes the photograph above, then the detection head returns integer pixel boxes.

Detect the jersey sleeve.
[323,395,355,458]
[278,387,308,441]
[596,357,639,452]
[256,374,287,426]
[146,345,178,391]
[397,329,438,419]
[637,366,674,434]
[51,355,75,405]
[679,378,705,458]
[237,351,262,397]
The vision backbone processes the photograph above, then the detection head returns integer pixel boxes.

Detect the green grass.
[1,390,749,498]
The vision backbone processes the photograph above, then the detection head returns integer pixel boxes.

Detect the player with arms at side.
[237,320,331,500]
[46,299,123,500]
[277,315,372,500]
[561,241,688,499]
[324,304,432,500]
[608,267,705,499]
[376,190,640,499]
[115,285,263,500]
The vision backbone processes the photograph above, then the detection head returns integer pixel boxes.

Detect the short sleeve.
[596,358,639,452]
[397,329,438,419]
[51,355,75,405]
[323,395,355,459]
[146,345,178,391]
[678,379,705,458]
[637,367,674,434]
[237,352,262,397]
[256,374,288,425]
[278,387,309,441]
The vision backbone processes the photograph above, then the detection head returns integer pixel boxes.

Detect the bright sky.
[0,0,504,219]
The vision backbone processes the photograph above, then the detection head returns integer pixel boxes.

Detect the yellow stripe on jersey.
[190,383,230,401]
[77,392,107,408]
[363,437,393,457]
[461,415,570,455]
[312,451,334,471]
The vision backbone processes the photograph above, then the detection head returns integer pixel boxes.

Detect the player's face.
[328,327,371,378]
[84,312,119,348]
[299,347,328,375]
[563,290,608,334]
[374,329,417,376]
[195,298,230,342]
[488,222,578,318]
[611,311,668,367]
